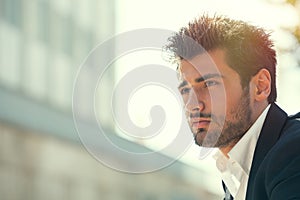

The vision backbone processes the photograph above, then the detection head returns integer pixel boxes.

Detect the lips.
[191,118,211,129]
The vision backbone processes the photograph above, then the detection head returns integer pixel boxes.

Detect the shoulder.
[265,115,300,168]
[248,109,300,199]
[262,116,300,198]
[266,112,300,155]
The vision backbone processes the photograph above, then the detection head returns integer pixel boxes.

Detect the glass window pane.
[61,15,73,55]
[0,0,4,19]
[37,0,50,43]
[0,22,21,89]
[48,54,72,109]
[2,0,22,28]
[22,39,48,99]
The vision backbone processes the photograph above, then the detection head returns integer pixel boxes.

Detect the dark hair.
[165,15,277,103]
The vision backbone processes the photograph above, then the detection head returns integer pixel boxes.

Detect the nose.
[184,88,205,113]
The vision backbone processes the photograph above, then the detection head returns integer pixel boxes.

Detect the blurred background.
[0,0,300,199]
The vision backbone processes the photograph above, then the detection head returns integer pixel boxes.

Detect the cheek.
[225,90,248,121]
[181,94,189,104]
[227,95,241,112]
[210,85,244,119]
[181,94,191,110]
[209,87,227,113]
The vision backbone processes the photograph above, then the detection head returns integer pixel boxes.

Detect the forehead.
[178,49,232,81]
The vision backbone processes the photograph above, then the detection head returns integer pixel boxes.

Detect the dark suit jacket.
[245,103,300,200]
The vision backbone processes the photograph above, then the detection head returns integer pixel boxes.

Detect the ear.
[251,68,271,102]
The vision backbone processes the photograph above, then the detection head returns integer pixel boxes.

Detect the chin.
[194,129,223,148]
[194,131,207,147]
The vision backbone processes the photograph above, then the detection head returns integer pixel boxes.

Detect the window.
[0,23,21,89]
[37,0,50,43]
[2,0,22,28]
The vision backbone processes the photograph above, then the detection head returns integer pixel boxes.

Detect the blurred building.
[0,0,222,200]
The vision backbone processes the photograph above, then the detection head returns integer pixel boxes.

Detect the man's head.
[165,15,277,153]
[166,15,277,102]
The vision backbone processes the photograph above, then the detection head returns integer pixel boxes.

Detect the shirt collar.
[213,105,271,198]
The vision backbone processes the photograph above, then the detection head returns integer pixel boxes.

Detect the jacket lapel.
[246,103,288,198]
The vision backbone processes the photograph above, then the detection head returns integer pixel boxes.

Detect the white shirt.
[214,105,270,200]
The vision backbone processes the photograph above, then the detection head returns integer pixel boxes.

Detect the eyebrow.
[178,73,223,89]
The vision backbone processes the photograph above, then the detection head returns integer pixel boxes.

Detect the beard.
[192,87,252,148]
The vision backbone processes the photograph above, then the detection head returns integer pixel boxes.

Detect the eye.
[205,80,219,87]
[179,87,190,95]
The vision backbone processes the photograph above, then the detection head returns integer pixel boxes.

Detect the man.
[165,15,300,200]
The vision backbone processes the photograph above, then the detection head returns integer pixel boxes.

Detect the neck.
[219,140,239,158]
[219,102,270,157]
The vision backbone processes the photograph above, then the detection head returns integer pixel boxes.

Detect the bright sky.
[116,0,298,31]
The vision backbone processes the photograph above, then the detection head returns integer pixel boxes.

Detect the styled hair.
[165,15,277,103]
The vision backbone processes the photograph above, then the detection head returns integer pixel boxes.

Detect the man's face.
[178,49,253,149]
